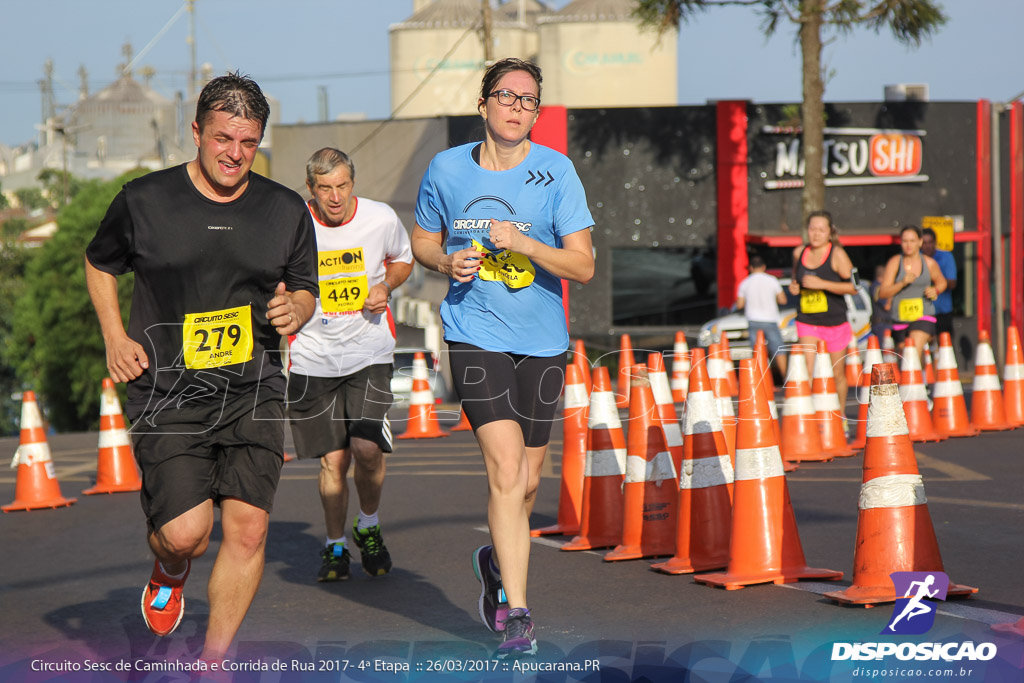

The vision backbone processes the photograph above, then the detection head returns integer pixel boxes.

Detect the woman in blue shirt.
[411,58,594,658]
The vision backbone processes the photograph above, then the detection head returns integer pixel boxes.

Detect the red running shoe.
[141,559,190,636]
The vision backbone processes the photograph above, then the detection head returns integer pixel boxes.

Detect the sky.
[1,0,1023,148]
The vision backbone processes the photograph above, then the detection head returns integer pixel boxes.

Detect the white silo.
[537,0,677,107]
[389,0,550,119]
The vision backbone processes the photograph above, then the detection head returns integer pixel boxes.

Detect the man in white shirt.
[736,256,788,378]
[287,147,414,582]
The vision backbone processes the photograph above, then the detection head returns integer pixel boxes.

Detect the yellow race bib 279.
[182,305,253,369]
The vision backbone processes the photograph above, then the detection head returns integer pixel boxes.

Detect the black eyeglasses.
[489,89,540,112]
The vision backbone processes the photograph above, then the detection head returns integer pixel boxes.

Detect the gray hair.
[305,147,355,187]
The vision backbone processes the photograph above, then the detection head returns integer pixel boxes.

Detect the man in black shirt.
[85,72,317,661]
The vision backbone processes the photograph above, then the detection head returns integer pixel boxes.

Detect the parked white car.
[697,276,873,358]
[390,348,452,405]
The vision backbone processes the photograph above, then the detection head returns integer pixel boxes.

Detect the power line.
[350,22,482,157]
[0,66,444,93]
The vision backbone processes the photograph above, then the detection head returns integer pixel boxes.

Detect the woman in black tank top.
[789,211,858,415]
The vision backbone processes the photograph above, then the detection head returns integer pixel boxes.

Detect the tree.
[38,168,85,208]
[2,217,28,241]
[10,170,145,431]
[14,187,48,213]
[0,239,30,435]
[633,0,946,220]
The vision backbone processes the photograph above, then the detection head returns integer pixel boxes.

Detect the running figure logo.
[883,571,950,635]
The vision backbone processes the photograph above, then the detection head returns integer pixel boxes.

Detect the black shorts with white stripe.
[286,364,394,457]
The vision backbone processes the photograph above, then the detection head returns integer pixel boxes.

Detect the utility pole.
[993,104,1005,366]
[39,59,55,147]
[480,0,493,64]
[318,86,329,122]
[187,0,197,95]
[77,64,89,100]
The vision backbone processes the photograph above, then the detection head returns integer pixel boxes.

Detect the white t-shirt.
[737,272,783,323]
[289,197,414,378]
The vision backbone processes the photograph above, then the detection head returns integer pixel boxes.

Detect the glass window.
[611,247,718,326]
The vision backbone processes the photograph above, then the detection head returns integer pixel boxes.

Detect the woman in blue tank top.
[878,225,947,364]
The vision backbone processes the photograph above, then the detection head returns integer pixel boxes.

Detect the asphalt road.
[1,405,1022,683]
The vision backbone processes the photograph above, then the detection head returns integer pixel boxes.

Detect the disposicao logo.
[831,571,998,663]
[884,571,949,635]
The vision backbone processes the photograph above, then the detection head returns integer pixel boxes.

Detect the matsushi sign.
[763,126,927,190]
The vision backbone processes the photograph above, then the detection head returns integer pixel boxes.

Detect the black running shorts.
[448,342,566,448]
[893,319,937,344]
[286,364,394,458]
[131,395,286,533]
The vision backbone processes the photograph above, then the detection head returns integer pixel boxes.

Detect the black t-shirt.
[86,164,318,423]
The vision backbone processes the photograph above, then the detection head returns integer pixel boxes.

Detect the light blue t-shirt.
[415,142,594,356]
[931,249,956,314]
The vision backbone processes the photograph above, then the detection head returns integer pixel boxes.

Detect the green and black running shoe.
[318,542,351,582]
[351,521,393,577]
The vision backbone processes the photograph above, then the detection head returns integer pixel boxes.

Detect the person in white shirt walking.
[287,147,414,582]
[736,256,788,378]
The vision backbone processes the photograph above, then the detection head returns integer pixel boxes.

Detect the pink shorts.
[796,321,853,353]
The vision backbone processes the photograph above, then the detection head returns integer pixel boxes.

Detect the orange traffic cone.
[670,332,691,404]
[562,367,626,551]
[532,364,588,537]
[695,359,843,589]
[754,342,797,472]
[923,344,937,387]
[615,334,635,409]
[971,330,1013,431]
[780,349,829,462]
[719,334,739,397]
[605,367,678,561]
[3,391,76,511]
[754,330,777,395]
[931,332,979,438]
[84,378,142,495]
[824,364,977,606]
[850,336,883,450]
[451,406,473,432]
[397,352,448,439]
[651,349,733,574]
[647,353,684,476]
[992,615,1024,637]
[812,339,856,457]
[845,337,863,391]
[882,329,900,383]
[898,343,945,443]
[1003,326,1024,427]
[571,339,592,396]
[753,331,778,404]
[708,343,737,467]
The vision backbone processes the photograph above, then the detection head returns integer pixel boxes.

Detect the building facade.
[389,0,677,117]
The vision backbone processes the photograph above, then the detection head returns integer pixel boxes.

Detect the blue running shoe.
[472,545,508,633]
